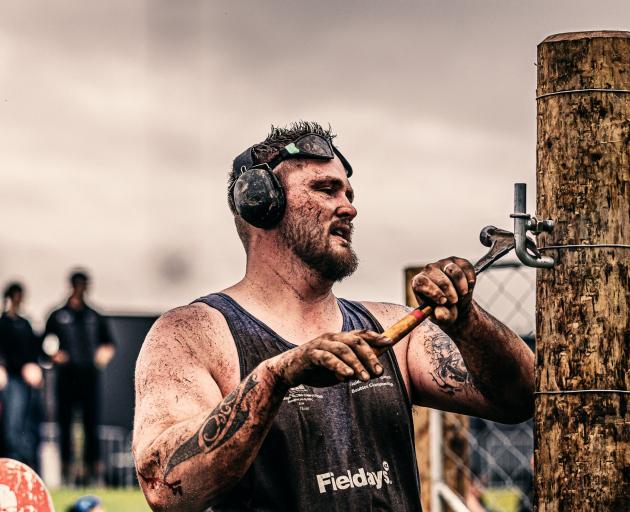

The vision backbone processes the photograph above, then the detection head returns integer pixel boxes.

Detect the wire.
[539,243,630,251]
[536,88,630,99]
[536,390,629,396]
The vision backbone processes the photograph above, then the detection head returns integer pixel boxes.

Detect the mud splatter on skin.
[137,470,183,496]
[279,184,357,283]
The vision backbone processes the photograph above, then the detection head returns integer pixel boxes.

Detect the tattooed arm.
[406,314,534,423]
[407,257,535,423]
[133,303,392,511]
[132,305,288,512]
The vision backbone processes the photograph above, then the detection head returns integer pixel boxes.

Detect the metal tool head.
[474,225,516,274]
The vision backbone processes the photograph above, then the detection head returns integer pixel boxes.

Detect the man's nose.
[336,198,357,220]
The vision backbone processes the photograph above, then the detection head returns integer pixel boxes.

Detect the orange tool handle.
[382,303,434,343]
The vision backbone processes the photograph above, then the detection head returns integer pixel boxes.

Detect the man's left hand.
[94,344,115,369]
[411,257,476,326]
[21,363,43,389]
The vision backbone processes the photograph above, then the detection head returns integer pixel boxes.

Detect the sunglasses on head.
[233,133,353,177]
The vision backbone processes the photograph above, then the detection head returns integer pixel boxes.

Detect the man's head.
[3,282,24,310]
[69,269,90,296]
[228,122,358,282]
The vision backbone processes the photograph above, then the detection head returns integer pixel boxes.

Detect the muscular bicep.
[133,309,225,458]
[407,321,497,419]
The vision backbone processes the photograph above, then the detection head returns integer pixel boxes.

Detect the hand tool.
[382,225,534,343]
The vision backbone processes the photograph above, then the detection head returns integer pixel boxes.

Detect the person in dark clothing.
[44,270,116,485]
[0,282,43,470]
[133,122,535,512]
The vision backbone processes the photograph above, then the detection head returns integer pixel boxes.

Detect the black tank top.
[195,293,422,512]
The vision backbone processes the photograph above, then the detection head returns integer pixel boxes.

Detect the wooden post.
[535,31,630,511]
[405,268,469,512]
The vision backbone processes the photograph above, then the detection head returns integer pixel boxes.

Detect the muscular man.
[133,122,534,511]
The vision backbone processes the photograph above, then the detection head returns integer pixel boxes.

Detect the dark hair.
[227,121,335,215]
[3,282,23,299]
[69,270,90,287]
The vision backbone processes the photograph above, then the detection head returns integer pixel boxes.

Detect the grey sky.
[1,0,628,327]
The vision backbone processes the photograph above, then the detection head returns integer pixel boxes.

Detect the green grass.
[51,487,151,512]
[50,485,521,512]
[482,487,522,512]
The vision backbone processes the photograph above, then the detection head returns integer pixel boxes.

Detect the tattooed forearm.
[424,322,473,395]
[164,373,259,478]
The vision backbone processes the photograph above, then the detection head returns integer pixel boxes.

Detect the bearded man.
[133,122,534,511]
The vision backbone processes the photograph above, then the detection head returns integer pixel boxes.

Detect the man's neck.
[224,244,341,335]
[68,294,85,310]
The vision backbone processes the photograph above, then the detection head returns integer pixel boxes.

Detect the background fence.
[408,262,536,512]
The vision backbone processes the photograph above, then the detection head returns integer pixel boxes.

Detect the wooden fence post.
[535,31,630,511]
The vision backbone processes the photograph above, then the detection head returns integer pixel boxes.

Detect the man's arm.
[0,322,7,390]
[408,257,534,423]
[43,311,70,365]
[363,258,534,424]
[94,313,115,369]
[407,309,534,423]
[133,303,392,512]
[133,304,287,512]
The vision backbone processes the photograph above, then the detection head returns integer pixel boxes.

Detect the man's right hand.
[266,329,393,388]
[51,350,69,365]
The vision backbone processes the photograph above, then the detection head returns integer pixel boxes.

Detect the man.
[0,282,43,469]
[44,270,116,485]
[133,122,534,511]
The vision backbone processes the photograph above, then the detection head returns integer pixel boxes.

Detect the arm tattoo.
[164,373,259,478]
[424,323,473,395]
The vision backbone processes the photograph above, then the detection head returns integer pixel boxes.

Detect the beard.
[278,208,358,282]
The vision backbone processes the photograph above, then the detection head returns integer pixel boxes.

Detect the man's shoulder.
[83,303,103,315]
[139,302,240,390]
[355,300,411,327]
[150,302,229,340]
[46,305,70,323]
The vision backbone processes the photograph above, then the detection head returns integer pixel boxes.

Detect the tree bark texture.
[535,31,630,511]
[405,268,470,512]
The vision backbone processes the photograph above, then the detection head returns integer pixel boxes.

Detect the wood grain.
[535,31,630,512]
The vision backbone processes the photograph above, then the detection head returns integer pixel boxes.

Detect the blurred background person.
[43,270,116,486]
[0,282,43,471]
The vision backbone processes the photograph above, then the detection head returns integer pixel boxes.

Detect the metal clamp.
[510,183,555,268]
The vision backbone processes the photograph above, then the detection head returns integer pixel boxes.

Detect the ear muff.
[232,165,286,229]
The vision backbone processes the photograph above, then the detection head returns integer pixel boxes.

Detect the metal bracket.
[510,183,555,268]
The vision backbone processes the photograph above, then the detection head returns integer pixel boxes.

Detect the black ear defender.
[230,134,352,229]
[231,149,286,229]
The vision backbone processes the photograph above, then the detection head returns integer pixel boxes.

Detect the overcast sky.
[1,0,628,329]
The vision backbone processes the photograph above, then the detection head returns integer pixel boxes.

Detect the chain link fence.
[431,262,536,512]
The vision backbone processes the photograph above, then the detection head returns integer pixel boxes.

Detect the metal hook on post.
[510,183,555,268]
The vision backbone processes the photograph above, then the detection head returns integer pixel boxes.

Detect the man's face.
[10,291,23,308]
[277,156,358,282]
[73,279,89,296]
